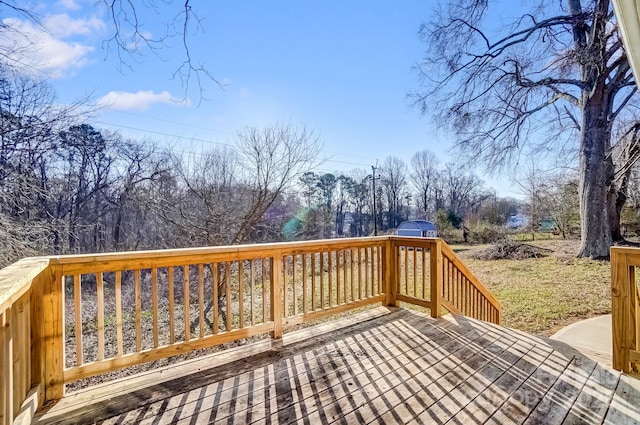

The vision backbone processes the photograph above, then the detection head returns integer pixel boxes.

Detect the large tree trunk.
[609,184,627,242]
[577,99,615,258]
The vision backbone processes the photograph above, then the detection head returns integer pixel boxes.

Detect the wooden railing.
[391,239,501,324]
[611,246,640,372]
[0,236,500,425]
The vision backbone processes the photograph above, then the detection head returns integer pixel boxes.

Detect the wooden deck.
[34,307,640,425]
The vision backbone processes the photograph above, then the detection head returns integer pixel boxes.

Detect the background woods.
[0,66,517,268]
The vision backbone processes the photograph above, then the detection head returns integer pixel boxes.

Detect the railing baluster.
[271,253,283,338]
[74,274,82,366]
[356,248,362,300]
[422,251,428,301]
[293,255,298,315]
[411,246,418,297]
[377,246,382,296]
[96,272,104,361]
[371,246,376,297]
[239,261,245,329]
[350,249,355,302]
[283,256,289,317]
[337,250,341,305]
[311,254,317,311]
[183,266,190,341]
[250,260,255,326]
[345,249,349,302]
[262,259,268,324]
[327,250,333,307]
[115,271,123,356]
[198,264,205,337]
[225,262,232,332]
[134,270,141,351]
[364,248,369,299]
[302,255,308,314]
[168,267,175,344]
[151,268,158,348]
[213,262,219,333]
[320,251,325,309]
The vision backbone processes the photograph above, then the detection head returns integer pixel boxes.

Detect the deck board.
[34,307,640,425]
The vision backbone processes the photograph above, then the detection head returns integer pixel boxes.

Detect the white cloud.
[57,0,81,11]
[43,14,106,38]
[0,16,99,77]
[97,90,189,110]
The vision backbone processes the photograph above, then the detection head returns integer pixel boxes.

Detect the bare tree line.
[0,64,511,268]
[0,70,322,267]
[294,150,514,240]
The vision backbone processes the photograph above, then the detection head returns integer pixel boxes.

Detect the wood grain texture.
[0,235,505,411]
[34,308,640,425]
[611,248,630,371]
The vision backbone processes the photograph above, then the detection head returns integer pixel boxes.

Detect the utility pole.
[372,165,378,236]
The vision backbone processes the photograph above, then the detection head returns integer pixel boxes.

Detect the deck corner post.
[271,251,283,339]
[384,238,397,307]
[43,262,65,401]
[1,308,13,425]
[611,248,631,372]
[30,265,47,411]
[430,239,443,319]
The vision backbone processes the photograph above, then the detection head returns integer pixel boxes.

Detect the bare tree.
[517,161,545,240]
[414,0,640,257]
[0,68,87,262]
[235,123,321,243]
[380,156,409,229]
[95,0,220,101]
[541,173,580,239]
[0,1,217,100]
[335,175,354,236]
[346,169,372,237]
[410,149,439,219]
[441,162,484,219]
[160,123,321,246]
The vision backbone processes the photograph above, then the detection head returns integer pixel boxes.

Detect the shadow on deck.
[34,307,640,424]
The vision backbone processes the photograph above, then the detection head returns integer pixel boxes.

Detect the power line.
[96,121,377,169]
[95,121,235,148]
[107,111,235,136]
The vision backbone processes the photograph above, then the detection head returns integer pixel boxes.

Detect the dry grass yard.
[455,239,611,337]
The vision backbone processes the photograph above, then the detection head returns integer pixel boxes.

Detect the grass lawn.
[454,239,611,337]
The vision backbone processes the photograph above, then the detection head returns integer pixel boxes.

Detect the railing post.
[43,262,64,400]
[1,309,12,425]
[384,238,397,306]
[271,250,283,339]
[430,239,443,318]
[611,248,630,372]
[31,269,46,408]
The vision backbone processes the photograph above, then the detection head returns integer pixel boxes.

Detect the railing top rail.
[611,246,640,255]
[0,257,50,314]
[49,236,392,265]
[610,246,640,267]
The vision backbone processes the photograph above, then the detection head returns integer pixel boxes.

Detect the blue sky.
[9,1,521,196]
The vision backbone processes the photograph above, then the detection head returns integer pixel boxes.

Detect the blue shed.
[397,220,437,238]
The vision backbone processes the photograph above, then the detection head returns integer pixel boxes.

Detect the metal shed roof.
[397,220,437,231]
